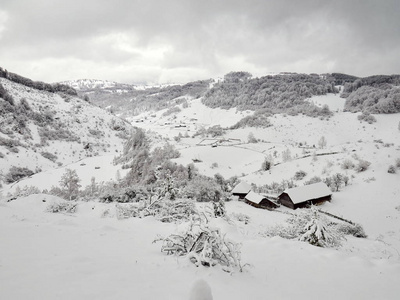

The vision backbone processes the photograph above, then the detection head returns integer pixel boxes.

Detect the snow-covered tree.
[299,207,340,247]
[59,169,81,200]
[318,136,327,149]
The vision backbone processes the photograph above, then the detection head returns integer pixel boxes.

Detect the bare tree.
[59,169,81,200]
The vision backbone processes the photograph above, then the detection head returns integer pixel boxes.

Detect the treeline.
[201,72,337,111]
[84,79,211,116]
[344,85,400,113]
[338,73,400,113]
[0,67,77,96]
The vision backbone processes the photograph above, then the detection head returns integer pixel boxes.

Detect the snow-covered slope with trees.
[1,70,400,299]
[0,77,131,184]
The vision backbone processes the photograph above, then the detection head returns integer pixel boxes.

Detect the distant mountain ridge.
[59,79,180,92]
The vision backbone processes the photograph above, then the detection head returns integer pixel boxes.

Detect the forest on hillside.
[201,72,337,113]
[86,80,212,116]
[340,75,400,114]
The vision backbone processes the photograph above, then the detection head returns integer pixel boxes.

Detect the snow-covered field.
[2,91,400,299]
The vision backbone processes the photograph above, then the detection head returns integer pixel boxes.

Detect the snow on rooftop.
[232,181,252,194]
[281,182,332,204]
[245,191,265,204]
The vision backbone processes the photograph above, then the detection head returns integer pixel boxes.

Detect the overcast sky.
[0,0,399,84]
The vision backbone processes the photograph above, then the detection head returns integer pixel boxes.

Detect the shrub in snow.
[5,166,35,184]
[261,158,272,171]
[282,148,292,162]
[47,201,77,213]
[229,213,250,225]
[40,151,58,162]
[12,185,41,198]
[212,199,226,218]
[304,176,322,185]
[293,170,307,180]
[100,187,138,203]
[155,218,246,272]
[115,203,141,219]
[396,158,400,168]
[387,165,396,174]
[299,207,342,248]
[341,159,355,170]
[318,136,327,149]
[357,112,376,124]
[247,132,258,143]
[264,208,343,248]
[115,198,198,223]
[355,160,371,172]
[335,223,367,238]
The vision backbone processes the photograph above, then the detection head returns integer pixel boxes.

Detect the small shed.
[278,182,332,210]
[245,191,279,210]
[231,181,252,200]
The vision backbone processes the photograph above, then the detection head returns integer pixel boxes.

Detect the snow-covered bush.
[263,208,343,248]
[115,203,141,219]
[4,166,35,184]
[304,176,322,185]
[155,219,246,272]
[12,185,41,198]
[355,160,371,172]
[46,201,77,213]
[335,223,367,238]
[261,158,272,171]
[100,187,139,203]
[293,170,307,180]
[341,159,355,170]
[229,212,250,225]
[395,158,400,168]
[357,112,376,124]
[40,151,58,162]
[115,198,198,223]
[387,165,396,174]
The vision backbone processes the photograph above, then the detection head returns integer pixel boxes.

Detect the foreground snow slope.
[1,195,400,300]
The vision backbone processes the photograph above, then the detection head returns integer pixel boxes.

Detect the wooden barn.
[245,191,279,210]
[231,181,252,200]
[278,182,332,210]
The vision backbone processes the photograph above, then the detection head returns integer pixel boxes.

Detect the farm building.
[231,181,252,200]
[245,191,279,210]
[278,182,332,210]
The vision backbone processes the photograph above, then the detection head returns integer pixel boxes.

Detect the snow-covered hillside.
[0,77,131,178]
[2,82,400,300]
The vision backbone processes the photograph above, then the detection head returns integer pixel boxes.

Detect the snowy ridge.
[0,77,132,176]
[60,79,180,92]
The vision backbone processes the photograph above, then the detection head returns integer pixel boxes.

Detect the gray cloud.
[0,0,399,83]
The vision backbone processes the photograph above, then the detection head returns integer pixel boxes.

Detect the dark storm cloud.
[0,0,399,83]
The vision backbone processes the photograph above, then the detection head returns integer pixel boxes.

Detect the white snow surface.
[2,91,400,299]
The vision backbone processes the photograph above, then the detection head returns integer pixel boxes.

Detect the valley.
[1,71,400,299]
